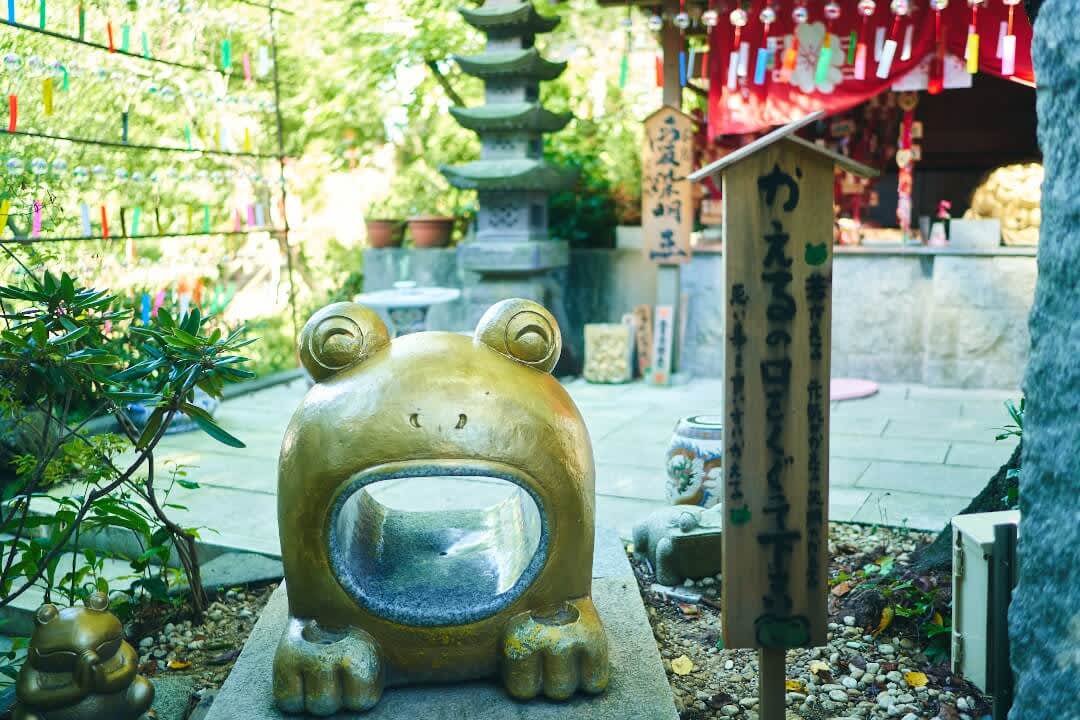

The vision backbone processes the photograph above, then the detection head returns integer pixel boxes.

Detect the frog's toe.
[501,597,610,701]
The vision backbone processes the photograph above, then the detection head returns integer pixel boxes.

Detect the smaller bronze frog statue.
[14,592,154,720]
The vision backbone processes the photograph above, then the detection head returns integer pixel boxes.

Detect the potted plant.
[403,172,471,248]
[364,196,406,249]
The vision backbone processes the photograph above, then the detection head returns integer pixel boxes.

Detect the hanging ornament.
[754,5,777,85]
[647,14,663,31]
[674,11,691,29]
[876,0,908,78]
[928,0,948,93]
[782,4,808,82]
[817,2,841,87]
[965,0,985,74]
[5,157,23,175]
[30,157,47,175]
[727,7,748,90]
[1000,0,1020,75]
[50,158,67,175]
[702,8,719,26]
[72,165,89,183]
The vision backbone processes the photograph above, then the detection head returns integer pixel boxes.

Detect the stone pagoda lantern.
[441,0,577,342]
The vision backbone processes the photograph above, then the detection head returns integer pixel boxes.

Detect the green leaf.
[136,407,166,449]
[48,325,90,345]
[177,478,200,490]
[103,390,160,402]
[181,403,245,448]
[59,273,75,301]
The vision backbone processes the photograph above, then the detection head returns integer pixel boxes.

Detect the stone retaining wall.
[362,247,1036,388]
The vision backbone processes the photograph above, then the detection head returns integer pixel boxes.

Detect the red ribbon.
[100,205,109,238]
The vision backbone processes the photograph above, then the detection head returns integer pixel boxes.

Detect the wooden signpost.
[689,112,877,720]
[642,106,694,267]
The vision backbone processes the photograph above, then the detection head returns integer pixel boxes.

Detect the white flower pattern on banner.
[790,22,845,94]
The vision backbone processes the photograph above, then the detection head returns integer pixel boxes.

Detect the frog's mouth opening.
[328,461,548,627]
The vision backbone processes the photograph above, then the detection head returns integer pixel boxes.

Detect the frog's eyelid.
[96,636,121,651]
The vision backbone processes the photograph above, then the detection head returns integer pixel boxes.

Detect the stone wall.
[362,247,1036,388]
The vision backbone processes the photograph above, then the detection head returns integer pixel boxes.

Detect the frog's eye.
[299,302,390,382]
[35,603,59,625]
[84,591,109,611]
[474,299,561,374]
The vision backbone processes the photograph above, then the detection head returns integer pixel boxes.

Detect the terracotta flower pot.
[365,219,404,248]
[407,216,455,248]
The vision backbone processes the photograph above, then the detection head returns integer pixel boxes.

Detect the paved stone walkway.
[146,377,1019,559]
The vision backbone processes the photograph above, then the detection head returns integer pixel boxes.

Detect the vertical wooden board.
[650,305,675,385]
[720,140,833,650]
[633,304,653,377]
[642,107,694,265]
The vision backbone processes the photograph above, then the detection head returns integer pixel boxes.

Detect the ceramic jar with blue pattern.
[665,414,724,508]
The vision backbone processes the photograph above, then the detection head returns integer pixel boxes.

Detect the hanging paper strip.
[6,0,14,24]
[233,208,243,231]
[243,127,253,153]
[816,34,833,86]
[254,203,265,227]
[257,45,271,77]
[38,0,45,29]
[107,22,115,52]
[995,20,1006,57]
[243,53,252,83]
[119,207,128,238]
[1001,2,1018,75]
[100,205,109,238]
[121,24,130,52]
[121,111,129,144]
[77,4,85,40]
[0,199,9,233]
[847,30,857,64]
[876,16,901,78]
[184,125,193,150]
[140,294,151,324]
[142,31,150,58]
[654,54,663,87]
[679,50,687,87]
[246,203,256,226]
[221,39,232,72]
[131,206,141,236]
[619,53,629,89]
[31,201,41,237]
[900,23,914,60]
[7,95,16,133]
[79,202,91,236]
[43,77,53,115]
[754,46,769,84]
[152,289,166,316]
[60,64,68,90]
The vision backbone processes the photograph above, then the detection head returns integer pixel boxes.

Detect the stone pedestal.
[202,529,677,720]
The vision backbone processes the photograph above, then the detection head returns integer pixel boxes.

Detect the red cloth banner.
[707,0,1034,138]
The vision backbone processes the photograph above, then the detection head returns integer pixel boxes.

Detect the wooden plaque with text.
[642,107,694,265]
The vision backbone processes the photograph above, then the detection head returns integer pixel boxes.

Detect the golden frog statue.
[273,298,610,715]
[14,592,154,720]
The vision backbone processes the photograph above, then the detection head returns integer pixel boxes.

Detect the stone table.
[353,282,461,336]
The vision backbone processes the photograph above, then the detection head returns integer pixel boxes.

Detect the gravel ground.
[634,522,991,720]
[130,583,276,714]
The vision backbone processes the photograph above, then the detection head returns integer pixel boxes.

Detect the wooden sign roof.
[688,111,879,182]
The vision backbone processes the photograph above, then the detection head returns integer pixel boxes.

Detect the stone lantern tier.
[440,0,578,343]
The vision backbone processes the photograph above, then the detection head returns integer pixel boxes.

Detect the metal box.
[951,510,1020,692]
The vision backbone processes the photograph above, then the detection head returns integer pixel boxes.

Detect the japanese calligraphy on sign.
[642,107,694,265]
[717,141,836,651]
[649,305,674,385]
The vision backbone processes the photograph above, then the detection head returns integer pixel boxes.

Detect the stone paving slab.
[203,529,678,720]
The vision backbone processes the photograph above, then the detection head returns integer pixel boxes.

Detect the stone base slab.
[204,529,677,720]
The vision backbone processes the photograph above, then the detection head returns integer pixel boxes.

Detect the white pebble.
[866,662,881,674]
[829,689,848,702]
[842,676,858,689]
[843,615,856,626]
[721,705,739,716]
[879,644,896,654]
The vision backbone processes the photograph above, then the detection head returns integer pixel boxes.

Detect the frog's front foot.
[500,597,610,701]
[272,616,384,716]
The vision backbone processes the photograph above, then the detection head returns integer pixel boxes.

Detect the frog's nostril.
[455,413,468,430]
[409,413,421,429]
